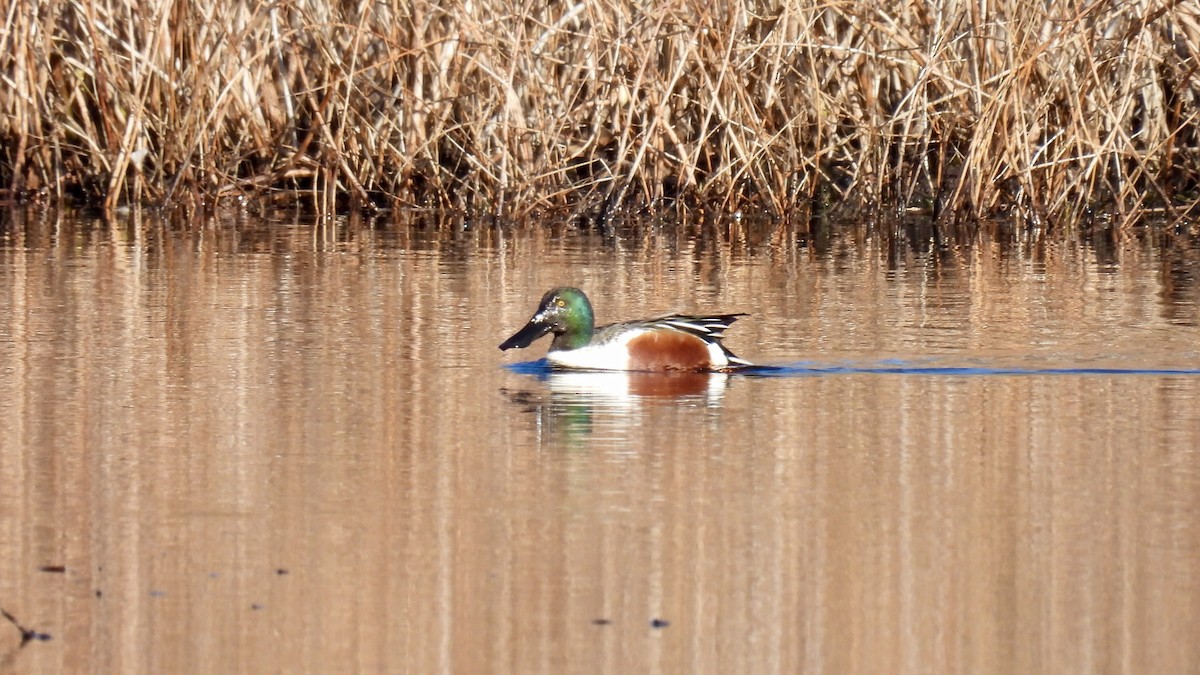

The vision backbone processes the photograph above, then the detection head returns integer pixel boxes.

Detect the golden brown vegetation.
[1,0,1199,223]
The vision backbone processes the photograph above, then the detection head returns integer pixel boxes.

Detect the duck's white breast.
[545,332,639,370]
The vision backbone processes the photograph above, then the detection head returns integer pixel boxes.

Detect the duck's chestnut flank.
[625,330,716,371]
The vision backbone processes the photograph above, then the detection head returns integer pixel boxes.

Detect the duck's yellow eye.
[556,299,566,307]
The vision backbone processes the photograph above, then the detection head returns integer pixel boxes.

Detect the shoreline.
[2,0,1198,221]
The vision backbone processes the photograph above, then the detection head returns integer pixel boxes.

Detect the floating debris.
[1,608,51,646]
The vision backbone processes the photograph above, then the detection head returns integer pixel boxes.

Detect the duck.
[499,287,752,372]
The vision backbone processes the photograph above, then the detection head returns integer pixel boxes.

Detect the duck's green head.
[499,287,595,351]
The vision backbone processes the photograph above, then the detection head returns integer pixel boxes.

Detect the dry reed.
[1,0,1198,224]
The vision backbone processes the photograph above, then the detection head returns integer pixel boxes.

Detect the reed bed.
[1,0,1198,223]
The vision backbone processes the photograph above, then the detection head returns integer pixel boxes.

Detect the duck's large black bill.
[499,320,551,350]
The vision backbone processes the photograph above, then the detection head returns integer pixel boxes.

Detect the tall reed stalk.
[1,0,1198,223]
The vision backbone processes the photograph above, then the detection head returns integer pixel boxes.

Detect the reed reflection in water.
[0,210,1198,673]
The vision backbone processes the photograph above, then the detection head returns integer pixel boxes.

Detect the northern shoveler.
[499,287,752,372]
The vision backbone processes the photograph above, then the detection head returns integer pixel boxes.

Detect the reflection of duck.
[501,370,729,422]
[500,370,732,445]
[499,287,752,372]
[546,370,728,401]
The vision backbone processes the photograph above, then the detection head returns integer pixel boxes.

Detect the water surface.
[1,210,1199,673]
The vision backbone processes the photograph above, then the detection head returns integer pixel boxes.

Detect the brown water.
[1,209,1199,673]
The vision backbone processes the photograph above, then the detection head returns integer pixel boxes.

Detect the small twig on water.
[1,607,51,646]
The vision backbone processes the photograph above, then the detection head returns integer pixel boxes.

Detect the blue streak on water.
[504,359,555,376]
[748,363,1200,376]
[505,359,1200,377]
